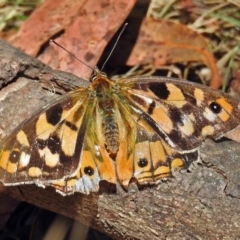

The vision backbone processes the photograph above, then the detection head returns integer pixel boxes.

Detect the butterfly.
[0,66,240,195]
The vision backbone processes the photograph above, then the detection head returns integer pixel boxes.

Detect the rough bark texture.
[0,40,240,239]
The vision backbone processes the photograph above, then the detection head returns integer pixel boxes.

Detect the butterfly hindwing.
[115,103,199,188]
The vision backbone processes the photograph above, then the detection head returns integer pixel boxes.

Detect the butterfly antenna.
[101,23,128,71]
[50,39,94,71]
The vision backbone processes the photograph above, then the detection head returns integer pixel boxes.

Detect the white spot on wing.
[203,108,216,122]
[94,145,100,156]
[75,170,100,194]
[19,152,30,168]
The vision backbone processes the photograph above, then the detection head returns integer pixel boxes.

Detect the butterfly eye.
[9,150,20,163]
[209,102,222,114]
[84,166,94,176]
[138,157,148,168]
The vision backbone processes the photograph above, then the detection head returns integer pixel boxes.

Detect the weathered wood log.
[0,39,240,239]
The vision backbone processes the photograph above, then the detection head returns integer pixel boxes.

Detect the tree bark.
[0,39,240,239]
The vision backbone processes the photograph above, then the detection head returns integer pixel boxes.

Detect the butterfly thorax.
[91,75,120,156]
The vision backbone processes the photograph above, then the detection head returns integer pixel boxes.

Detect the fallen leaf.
[9,0,136,79]
[8,2,221,87]
[229,69,240,99]
[125,18,221,88]
[9,0,83,56]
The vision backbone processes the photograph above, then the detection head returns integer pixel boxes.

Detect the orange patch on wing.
[126,90,173,134]
[151,106,173,134]
[60,108,85,156]
[170,101,186,108]
[188,113,196,122]
[51,179,65,188]
[194,88,204,106]
[16,131,29,146]
[216,98,233,122]
[150,140,167,166]
[136,118,155,133]
[161,140,175,156]
[166,84,185,101]
[116,140,133,188]
[81,149,116,184]
[36,114,55,140]
[217,98,233,113]
[7,161,17,174]
[44,148,59,168]
[137,173,153,183]
[0,150,10,170]
[50,180,66,193]
[66,178,77,187]
[154,166,171,178]
[171,158,184,168]
[179,117,194,136]
[28,167,42,177]
[96,147,116,184]
[167,84,186,107]
[218,110,230,122]
[61,128,77,156]
[38,148,59,168]
[151,140,172,179]
[201,125,214,137]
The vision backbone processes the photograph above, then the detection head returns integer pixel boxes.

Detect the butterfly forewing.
[0,89,89,185]
[119,77,240,151]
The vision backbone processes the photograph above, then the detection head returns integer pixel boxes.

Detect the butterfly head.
[89,67,115,96]
[91,67,107,82]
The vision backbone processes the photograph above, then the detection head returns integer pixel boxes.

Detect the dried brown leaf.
[9,0,136,79]
[126,18,221,88]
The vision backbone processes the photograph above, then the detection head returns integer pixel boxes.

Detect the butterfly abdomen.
[100,99,119,155]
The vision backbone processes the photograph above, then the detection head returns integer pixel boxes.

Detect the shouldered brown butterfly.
[0,64,240,195]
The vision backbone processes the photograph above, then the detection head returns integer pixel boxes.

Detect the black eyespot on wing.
[84,166,94,176]
[148,83,169,99]
[9,149,20,163]
[138,157,148,168]
[46,105,63,126]
[209,102,222,114]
